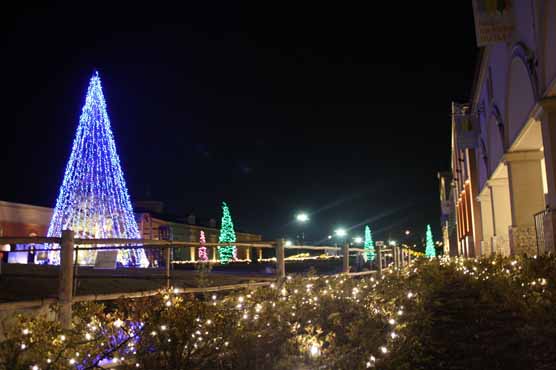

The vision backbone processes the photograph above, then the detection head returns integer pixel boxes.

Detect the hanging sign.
[94,250,118,269]
[472,0,515,47]
[455,104,479,149]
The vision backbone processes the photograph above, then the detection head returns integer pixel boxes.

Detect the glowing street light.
[334,228,347,238]
[285,240,293,247]
[405,230,411,236]
[388,240,396,246]
[296,213,309,223]
[353,236,363,244]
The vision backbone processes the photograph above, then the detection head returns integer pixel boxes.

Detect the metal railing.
[534,209,548,256]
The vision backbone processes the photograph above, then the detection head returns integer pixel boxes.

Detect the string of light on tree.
[218,202,237,263]
[198,230,208,261]
[46,72,148,267]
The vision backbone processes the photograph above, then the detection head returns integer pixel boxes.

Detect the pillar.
[190,246,196,262]
[540,98,556,254]
[478,190,494,256]
[489,177,512,256]
[505,151,545,256]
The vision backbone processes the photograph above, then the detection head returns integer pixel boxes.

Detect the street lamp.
[353,236,363,244]
[334,228,347,237]
[388,240,396,246]
[295,212,309,245]
[405,230,410,236]
[296,213,309,223]
[285,240,293,247]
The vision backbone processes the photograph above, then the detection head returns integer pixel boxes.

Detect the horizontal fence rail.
[0,233,419,327]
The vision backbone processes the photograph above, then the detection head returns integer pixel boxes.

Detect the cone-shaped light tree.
[363,225,375,262]
[47,72,148,267]
[218,202,237,264]
[198,230,208,261]
[425,224,436,258]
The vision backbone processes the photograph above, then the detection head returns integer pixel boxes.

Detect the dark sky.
[3,2,477,244]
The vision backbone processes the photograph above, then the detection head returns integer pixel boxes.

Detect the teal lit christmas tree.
[218,202,237,264]
[425,224,436,258]
[46,72,148,267]
[363,225,375,262]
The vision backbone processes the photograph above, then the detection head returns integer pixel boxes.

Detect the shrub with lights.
[2,255,556,369]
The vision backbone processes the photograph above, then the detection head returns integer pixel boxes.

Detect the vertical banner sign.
[472,0,515,47]
[454,104,479,149]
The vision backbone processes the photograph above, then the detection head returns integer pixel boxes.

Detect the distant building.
[0,200,52,237]
[0,200,263,263]
[136,210,262,263]
[444,1,556,257]
[0,201,53,263]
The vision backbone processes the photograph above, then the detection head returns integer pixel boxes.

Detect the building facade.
[438,171,458,256]
[136,212,262,263]
[0,200,263,264]
[446,1,556,257]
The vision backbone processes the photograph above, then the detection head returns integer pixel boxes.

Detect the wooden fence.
[0,231,416,328]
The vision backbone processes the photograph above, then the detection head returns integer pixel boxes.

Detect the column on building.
[478,189,494,256]
[488,178,512,256]
[540,98,556,254]
[505,151,546,256]
[466,151,483,257]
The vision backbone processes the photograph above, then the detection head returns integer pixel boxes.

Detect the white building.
[450,1,556,257]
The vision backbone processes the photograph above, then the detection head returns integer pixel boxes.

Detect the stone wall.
[492,235,510,256]
[509,225,538,256]
[481,239,492,257]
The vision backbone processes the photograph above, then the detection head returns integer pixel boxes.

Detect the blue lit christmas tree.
[425,224,436,258]
[47,72,148,267]
[218,202,237,264]
[363,225,375,262]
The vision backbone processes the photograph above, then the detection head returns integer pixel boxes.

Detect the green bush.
[1,255,555,369]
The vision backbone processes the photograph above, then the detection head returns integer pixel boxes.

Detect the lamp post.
[295,212,309,245]
[334,228,347,256]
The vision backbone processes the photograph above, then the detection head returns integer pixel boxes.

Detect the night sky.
[3,2,478,244]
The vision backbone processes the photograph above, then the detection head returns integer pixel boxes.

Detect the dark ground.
[0,259,355,302]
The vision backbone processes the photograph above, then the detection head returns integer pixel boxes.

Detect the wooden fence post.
[376,244,382,276]
[276,239,285,280]
[59,229,74,329]
[342,243,350,273]
[165,245,171,289]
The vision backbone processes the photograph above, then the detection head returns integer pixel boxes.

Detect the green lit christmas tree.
[363,225,375,262]
[425,224,436,258]
[218,202,237,264]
